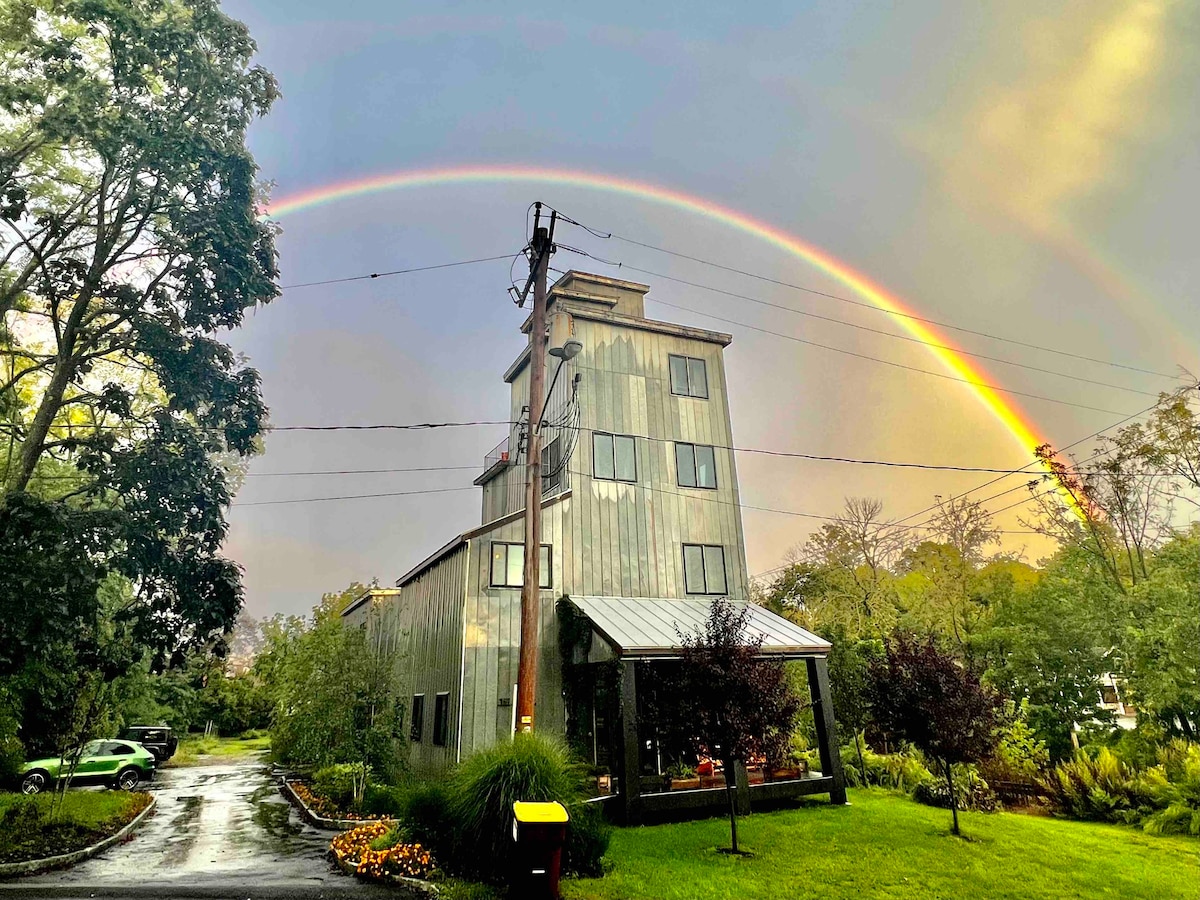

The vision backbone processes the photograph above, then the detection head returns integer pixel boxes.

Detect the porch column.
[616,659,642,824]
[806,655,848,804]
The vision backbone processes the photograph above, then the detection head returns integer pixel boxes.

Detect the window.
[675,443,717,489]
[682,544,727,595]
[489,542,551,589]
[542,436,564,494]
[410,695,425,742]
[669,354,709,398]
[433,693,450,747]
[593,433,637,482]
[104,742,135,756]
[1100,685,1119,705]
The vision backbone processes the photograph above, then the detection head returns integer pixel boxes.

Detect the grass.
[562,788,1200,900]
[168,732,272,767]
[0,790,151,863]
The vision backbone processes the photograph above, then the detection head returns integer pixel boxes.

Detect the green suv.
[18,740,157,794]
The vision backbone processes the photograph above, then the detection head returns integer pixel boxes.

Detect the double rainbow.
[265,164,1064,498]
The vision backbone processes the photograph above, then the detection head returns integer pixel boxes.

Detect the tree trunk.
[6,354,74,494]
[944,759,960,836]
[724,766,739,853]
[854,731,868,786]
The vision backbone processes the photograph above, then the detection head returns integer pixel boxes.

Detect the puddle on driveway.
[23,762,342,888]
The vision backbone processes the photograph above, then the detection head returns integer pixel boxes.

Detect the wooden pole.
[515,206,555,733]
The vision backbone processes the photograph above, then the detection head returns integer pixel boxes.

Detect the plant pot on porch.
[768,763,807,781]
[669,776,702,791]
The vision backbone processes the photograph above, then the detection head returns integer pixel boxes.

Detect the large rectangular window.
[675,443,717,489]
[542,437,564,495]
[669,354,709,398]
[410,694,425,742]
[592,433,637,482]
[682,544,728,595]
[490,542,551,589]
[432,693,450,747]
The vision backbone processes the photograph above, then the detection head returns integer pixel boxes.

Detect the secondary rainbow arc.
[264,164,1071,507]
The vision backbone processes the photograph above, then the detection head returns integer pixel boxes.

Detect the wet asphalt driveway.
[1,761,388,899]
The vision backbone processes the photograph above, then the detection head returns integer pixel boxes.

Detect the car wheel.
[115,767,140,791]
[21,771,49,794]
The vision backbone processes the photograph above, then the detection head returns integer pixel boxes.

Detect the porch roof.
[568,596,830,659]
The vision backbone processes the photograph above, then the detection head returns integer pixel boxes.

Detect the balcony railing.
[476,434,513,485]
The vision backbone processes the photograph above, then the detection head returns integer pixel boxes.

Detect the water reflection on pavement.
[16,761,357,893]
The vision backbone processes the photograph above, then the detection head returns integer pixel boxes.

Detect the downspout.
[455,541,472,765]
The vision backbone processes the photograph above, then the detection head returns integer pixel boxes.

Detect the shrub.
[1043,747,1156,824]
[313,763,370,812]
[912,766,998,812]
[829,744,934,793]
[447,734,584,883]
[563,801,611,878]
[1140,740,1200,836]
[330,821,436,881]
[396,781,456,855]
[363,782,406,818]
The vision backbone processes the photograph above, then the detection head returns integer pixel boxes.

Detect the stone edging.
[278,778,376,831]
[329,846,439,897]
[0,793,157,879]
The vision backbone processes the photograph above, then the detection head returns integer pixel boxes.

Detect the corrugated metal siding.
[374,543,469,776]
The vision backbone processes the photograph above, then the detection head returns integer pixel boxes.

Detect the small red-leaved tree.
[662,598,803,853]
[868,633,999,835]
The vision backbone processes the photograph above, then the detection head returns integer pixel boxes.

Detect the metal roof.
[568,596,830,658]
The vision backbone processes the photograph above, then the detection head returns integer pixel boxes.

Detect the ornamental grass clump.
[1042,747,1156,825]
[447,733,589,882]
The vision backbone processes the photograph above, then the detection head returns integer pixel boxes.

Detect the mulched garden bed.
[0,791,152,865]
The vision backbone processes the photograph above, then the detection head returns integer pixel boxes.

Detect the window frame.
[489,542,552,589]
[432,692,450,747]
[675,442,718,490]
[592,432,637,483]
[668,354,710,399]
[542,436,564,495]
[682,543,728,595]
[410,694,425,743]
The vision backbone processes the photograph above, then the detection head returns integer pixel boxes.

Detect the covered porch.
[558,596,847,825]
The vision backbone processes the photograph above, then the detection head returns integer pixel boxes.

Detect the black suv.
[118,725,178,762]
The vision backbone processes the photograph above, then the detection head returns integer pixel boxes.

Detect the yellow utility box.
[512,801,570,899]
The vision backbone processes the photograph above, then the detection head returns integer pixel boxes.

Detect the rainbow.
[265,164,1070,502]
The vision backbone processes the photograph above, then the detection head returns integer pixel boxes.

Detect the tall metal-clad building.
[343,271,844,821]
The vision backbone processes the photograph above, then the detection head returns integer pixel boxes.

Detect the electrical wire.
[279,254,515,290]
[234,485,477,507]
[551,210,1180,381]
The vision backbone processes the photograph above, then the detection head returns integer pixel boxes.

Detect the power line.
[270,420,513,432]
[243,464,480,477]
[233,485,477,507]
[616,262,1158,397]
[641,296,1132,417]
[553,213,1179,381]
[279,254,515,290]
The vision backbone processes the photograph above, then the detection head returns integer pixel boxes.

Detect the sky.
[217,0,1200,618]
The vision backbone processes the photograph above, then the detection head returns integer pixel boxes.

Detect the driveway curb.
[330,848,439,897]
[278,778,377,831]
[0,794,157,879]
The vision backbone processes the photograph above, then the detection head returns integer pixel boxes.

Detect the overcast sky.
[218,0,1200,618]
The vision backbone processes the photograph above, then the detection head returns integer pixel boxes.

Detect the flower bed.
[288,781,383,822]
[329,820,437,885]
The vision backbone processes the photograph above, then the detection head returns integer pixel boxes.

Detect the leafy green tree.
[824,626,883,784]
[1123,528,1199,738]
[270,584,406,784]
[1,0,279,676]
[977,547,1113,760]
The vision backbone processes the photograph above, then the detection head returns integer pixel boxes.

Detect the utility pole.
[515,203,556,733]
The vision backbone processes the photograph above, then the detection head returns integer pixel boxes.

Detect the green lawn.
[0,790,150,863]
[563,789,1199,900]
[168,732,271,766]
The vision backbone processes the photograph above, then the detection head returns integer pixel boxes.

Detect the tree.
[1,0,279,670]
[825,626,882,784]
[270,584,406,787]
[657,599,803,853]
[927,495,999,565]
[869,634,1000,835]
